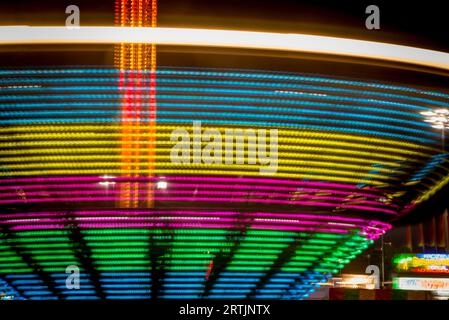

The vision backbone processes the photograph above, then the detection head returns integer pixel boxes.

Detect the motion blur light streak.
[2,66,449,299]
[114,0,158,208]
[0,68,406,299]
[1,27,449,71]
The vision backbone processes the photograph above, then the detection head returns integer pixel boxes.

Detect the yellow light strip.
[0,146,416,163]
[0,152,414,177]
[0,152,406,168]
[1,27,449,71]
[413,173,449,204]
[0,125,436,152]
[0,162,395,182]
[0,136,432,158]
[0,155,405,174]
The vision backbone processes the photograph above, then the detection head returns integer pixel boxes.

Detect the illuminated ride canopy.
[1,46,449,300]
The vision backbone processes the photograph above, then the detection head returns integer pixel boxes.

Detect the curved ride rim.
[1,26,449,72]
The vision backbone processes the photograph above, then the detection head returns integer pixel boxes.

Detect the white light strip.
[1,26,449,71]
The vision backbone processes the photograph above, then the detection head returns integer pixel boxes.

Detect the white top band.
[1,26,449,72]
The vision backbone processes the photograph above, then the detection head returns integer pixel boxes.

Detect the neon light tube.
[0,27,449,71]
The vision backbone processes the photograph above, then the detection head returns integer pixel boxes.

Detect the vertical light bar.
[115,0,157,208]
[147,0,157,208]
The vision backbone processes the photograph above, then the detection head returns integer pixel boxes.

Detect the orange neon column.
[115,0,157,208]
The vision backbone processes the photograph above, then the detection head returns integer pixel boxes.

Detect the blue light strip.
[0,85,436,113]
[0,116,435,144]
[1,67,448,100]
[0,278,25,300]
[2,76,449,109]
[410,154,448,181]
[0,100,431,128]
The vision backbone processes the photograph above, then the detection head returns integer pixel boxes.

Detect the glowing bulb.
[100,175,116,179]
[157,181,168,189]
[99,181,116,187]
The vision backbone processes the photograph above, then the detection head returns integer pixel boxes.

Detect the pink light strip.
[10,223,350,234]
[0,209,390,238]
[0,210,391,226]
[0,175,384,193]
[0,189,394,209]
[0,182,384,201]
[0,196,396,215]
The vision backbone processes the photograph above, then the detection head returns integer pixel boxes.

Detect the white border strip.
[1,26,449,71]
